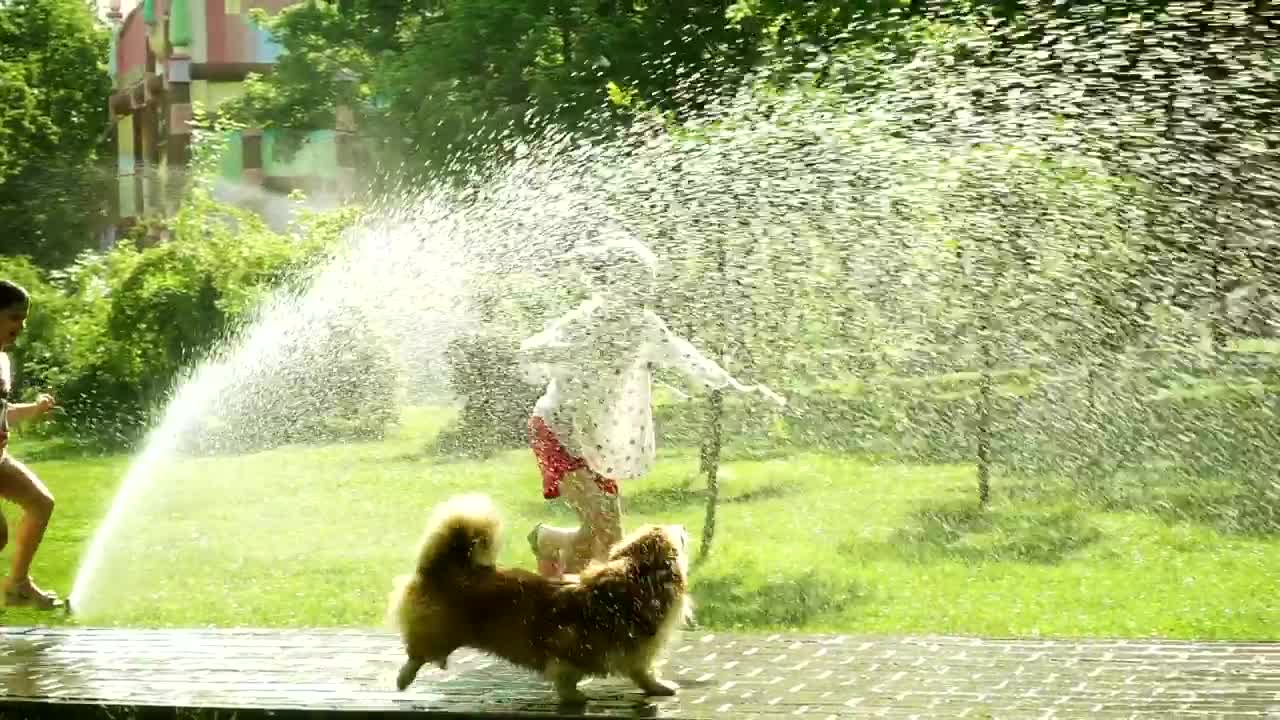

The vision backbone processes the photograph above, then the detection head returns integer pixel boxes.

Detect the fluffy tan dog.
[387,494,692,703]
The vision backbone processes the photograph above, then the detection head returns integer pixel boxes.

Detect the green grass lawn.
[1,406,1276,639]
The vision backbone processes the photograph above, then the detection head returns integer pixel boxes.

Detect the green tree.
[231,0,781,183]
[0,0,112,268]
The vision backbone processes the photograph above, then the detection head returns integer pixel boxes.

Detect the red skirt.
[528,416,618,499]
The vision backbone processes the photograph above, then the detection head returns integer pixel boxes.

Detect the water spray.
[63,2,1280,626]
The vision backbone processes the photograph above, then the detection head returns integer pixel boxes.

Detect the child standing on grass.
[519,237,785,577]
[0,279,62,610]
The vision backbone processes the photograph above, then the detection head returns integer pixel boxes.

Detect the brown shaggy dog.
[387,494,692,703]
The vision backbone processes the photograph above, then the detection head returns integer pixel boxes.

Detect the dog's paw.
[645,678,679,696]
[631,672,679,696]
[548,660,587,704]
[555,686,588,705]
[396,660,423,691]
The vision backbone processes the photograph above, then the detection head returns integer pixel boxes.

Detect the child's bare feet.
[4,577,62,610]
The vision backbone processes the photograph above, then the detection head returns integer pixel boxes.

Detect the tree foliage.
[230,0,942,181]
[0,0,112,267]
[1,113,365,446]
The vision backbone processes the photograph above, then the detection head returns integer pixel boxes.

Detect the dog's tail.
[386,494,502,632]
[412,493,503,578]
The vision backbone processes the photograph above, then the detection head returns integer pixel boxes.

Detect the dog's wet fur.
[387,494,692,703]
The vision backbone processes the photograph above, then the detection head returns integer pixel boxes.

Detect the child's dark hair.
[0,280,30,312]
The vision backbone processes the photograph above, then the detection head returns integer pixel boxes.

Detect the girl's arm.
[652,325,747,392]
[6,395,55,425]
[648,314,785,405]
[1,355,56,426]
[517,304,593,383]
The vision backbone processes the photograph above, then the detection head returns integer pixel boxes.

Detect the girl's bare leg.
[532,469,622,575]
[530,470,587,577]
[0,455,58,606]
[565,470,621,571]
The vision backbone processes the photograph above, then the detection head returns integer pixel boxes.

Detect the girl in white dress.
[520,238,784,576]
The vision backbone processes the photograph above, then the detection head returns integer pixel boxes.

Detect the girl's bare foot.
[530,523,576,577]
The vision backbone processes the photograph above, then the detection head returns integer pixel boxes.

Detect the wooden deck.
[0,627,1275,718]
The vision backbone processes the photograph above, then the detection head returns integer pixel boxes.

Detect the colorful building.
[104,0,357,237]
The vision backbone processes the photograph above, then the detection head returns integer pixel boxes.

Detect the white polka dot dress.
[521,300,740,481]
